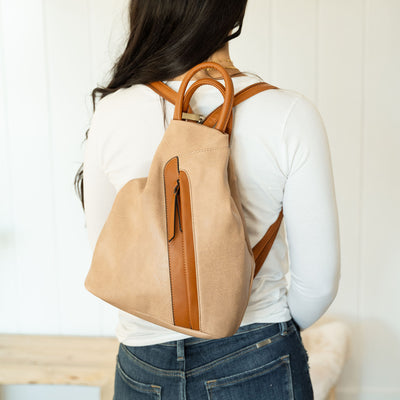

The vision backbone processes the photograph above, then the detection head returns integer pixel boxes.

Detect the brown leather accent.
[253,209,284,277]
[163,156,199,329]
[182,78,234,132]
[173,62,234,133]
[179,169,199,330]
[204,82,279,144]
[164,156,189,327]
[165,158,179,242]
[146,81,195,115]
[183,78,225,110]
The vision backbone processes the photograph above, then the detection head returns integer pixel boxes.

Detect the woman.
[75,0,341,398]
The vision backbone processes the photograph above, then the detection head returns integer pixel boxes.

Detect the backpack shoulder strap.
[252,209,284,277]
[203,82,278,135]
[145,81,194,115]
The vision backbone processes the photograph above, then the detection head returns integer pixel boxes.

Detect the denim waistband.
[158,319,294,347]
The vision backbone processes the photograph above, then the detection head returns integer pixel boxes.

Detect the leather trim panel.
[163,156,199,330]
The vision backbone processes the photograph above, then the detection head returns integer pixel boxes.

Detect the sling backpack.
[84,61,283,339]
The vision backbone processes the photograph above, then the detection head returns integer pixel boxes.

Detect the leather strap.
[147,80,194,115]
[145,79,283,278]
[182,78,234,130]
[173,62,234,133]
[252,209,284,277]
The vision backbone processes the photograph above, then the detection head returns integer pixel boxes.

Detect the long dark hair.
[74,0,250,211]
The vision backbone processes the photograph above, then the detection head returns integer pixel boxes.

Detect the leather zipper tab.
[173,178,183,238]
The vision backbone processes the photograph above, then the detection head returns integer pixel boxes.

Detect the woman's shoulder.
[88,84,161,136]
[94,84,160,115]
[230,78,321,129]
[249,82,324,131]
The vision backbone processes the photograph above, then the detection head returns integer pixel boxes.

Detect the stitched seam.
[183,322,277,346]
[292,325,310,365]
[181,169,196,330]
[180,146,229,157]
[121,343,184,377]
[285,355,295,400]
[206,355,290,389]
[163,157,176,325]
[189,345,257,377]
[186,327,295,377]
[183,322,275,346]
[188,168,201,331]
[116,359,162,393]
[180,188,189,326]
[158,322,288,347]
[281,94,302,179]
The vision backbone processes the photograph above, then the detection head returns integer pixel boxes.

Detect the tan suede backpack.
[84,61,283,339]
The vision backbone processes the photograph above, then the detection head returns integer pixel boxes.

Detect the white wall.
[0,0,399,399]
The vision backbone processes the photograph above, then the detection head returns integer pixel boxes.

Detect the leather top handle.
[182,77,233,132]
[183,78,225,112]
[173,61,234,133]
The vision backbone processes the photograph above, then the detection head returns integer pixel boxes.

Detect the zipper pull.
[173,179,183,235]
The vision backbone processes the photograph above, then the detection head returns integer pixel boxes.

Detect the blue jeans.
[113,318,313,399]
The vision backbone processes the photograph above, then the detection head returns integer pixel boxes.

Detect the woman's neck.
[168,44,245,81]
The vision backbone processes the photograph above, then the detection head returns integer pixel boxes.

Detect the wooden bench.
[0,334,119,400]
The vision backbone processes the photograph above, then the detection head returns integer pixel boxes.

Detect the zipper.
[172,178,183,240]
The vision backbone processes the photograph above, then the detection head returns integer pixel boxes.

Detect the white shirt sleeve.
[82,100,117,253]
[282,94,341,331]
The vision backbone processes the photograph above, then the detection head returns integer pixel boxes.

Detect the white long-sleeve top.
[83,74,341,346]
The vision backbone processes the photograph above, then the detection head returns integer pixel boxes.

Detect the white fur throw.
[300,316,352,400]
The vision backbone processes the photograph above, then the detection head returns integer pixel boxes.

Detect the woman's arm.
[82,103,117,253]
[281,94,341,331]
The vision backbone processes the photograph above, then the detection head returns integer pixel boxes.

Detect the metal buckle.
[182,112,205,123]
